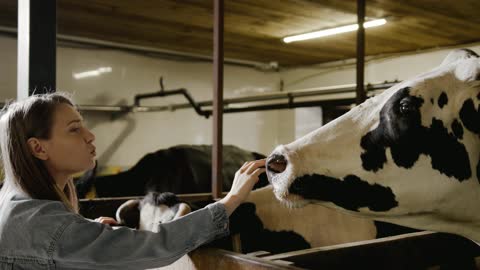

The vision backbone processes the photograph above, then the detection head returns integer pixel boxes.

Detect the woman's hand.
[220,159,266,216]
[94,216,119,226]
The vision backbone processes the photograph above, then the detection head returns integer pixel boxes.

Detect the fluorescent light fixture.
[283,18,387,43]
[73,67,112,79]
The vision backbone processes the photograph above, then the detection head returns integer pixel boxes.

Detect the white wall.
[0,36,17,100]
[0,35,289,167]
[1,34,478,167]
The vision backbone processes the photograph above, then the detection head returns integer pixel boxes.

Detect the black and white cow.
[75,144,269,198]
[116,187,377,254]
[266,49,480,242]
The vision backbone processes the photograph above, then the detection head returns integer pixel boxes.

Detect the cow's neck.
[375,186,480,243]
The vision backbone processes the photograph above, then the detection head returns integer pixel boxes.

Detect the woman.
[0,92,266,269]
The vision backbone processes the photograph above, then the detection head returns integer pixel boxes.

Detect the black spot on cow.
[142,192,180,208]
[361,88,472,181]
[360,134,388,172]
[428,119,471,180]
[438,92,448,109]
[224,203,311,254]
[289,174,398,212]
[451,119,464,140]
[459,99,480,135]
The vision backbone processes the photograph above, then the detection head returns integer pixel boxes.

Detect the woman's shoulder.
[4,194,84,229]
[0,194,84,258]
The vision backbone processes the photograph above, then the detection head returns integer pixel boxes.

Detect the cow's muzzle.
[266,154,288,181]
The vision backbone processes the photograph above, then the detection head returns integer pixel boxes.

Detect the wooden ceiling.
[0,0,479,67]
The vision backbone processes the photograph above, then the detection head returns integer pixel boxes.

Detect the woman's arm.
[220,159,266,216]
[52,202,228,269]
[52,159,265,269]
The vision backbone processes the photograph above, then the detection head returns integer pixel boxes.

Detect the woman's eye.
[70,127,80,133]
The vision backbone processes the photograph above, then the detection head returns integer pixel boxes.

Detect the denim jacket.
[0,192,229,270]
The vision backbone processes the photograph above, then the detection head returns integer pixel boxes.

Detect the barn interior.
[0,1,480,269]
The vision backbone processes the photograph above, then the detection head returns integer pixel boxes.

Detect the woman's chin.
[87,159,96,169]
[79,159,96,172]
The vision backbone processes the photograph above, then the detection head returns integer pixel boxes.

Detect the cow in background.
[75,144,269,198]
[266,49,480,242]
[116,187,377,255]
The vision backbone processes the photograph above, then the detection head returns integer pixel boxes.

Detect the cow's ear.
[441,49,479,67]
[173,203,191,220]
[116,199,140,228]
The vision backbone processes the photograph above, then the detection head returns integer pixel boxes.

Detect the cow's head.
[266,49,480,238]
[116,192,191,231]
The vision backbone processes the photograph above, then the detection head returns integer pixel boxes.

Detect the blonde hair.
[0,92,79,213]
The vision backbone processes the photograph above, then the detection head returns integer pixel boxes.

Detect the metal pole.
[356,0,366,104]
[17,0,56,98]
[70,81,396,113]
[212,0,224,199]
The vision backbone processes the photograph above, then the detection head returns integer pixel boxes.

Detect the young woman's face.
[42,103,96,176]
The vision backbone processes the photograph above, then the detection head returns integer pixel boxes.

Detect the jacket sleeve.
[51,202,229,270]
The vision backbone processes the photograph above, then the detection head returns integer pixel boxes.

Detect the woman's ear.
[27,138,48,160]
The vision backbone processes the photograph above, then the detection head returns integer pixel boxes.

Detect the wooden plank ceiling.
[0,0,479,67]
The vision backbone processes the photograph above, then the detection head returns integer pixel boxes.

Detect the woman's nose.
[84,128,95,143]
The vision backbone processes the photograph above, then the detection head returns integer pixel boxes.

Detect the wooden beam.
[262,231,480,269]
[17,0,56,98]
[186,248,302,270]
[212,0,224,199]
[79,192,228,219]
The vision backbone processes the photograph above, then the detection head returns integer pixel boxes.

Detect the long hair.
[0,92,79,213]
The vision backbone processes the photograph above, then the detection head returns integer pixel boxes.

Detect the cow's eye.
[399,98,417,115]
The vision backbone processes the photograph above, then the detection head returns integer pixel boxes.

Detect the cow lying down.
[115,186,377,256]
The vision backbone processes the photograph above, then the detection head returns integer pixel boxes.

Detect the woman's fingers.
[252,167,266,178]
[241,168,266,186]
[238,161,250,173]
[245,159,266,174]
[95,217,118,226]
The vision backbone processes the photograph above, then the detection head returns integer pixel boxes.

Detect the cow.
[115,187,377,255]
[75,144,269,198]
[265,49,480,243]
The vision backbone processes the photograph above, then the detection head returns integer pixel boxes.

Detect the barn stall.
[79,195,480,269]
[1,0,480,269]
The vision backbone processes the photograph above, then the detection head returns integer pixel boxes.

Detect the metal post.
[17,0,57,98]
[212,0,224,199]
[356,0,366,104]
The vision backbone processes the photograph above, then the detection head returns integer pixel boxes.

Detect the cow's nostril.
[267,154,288,174]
